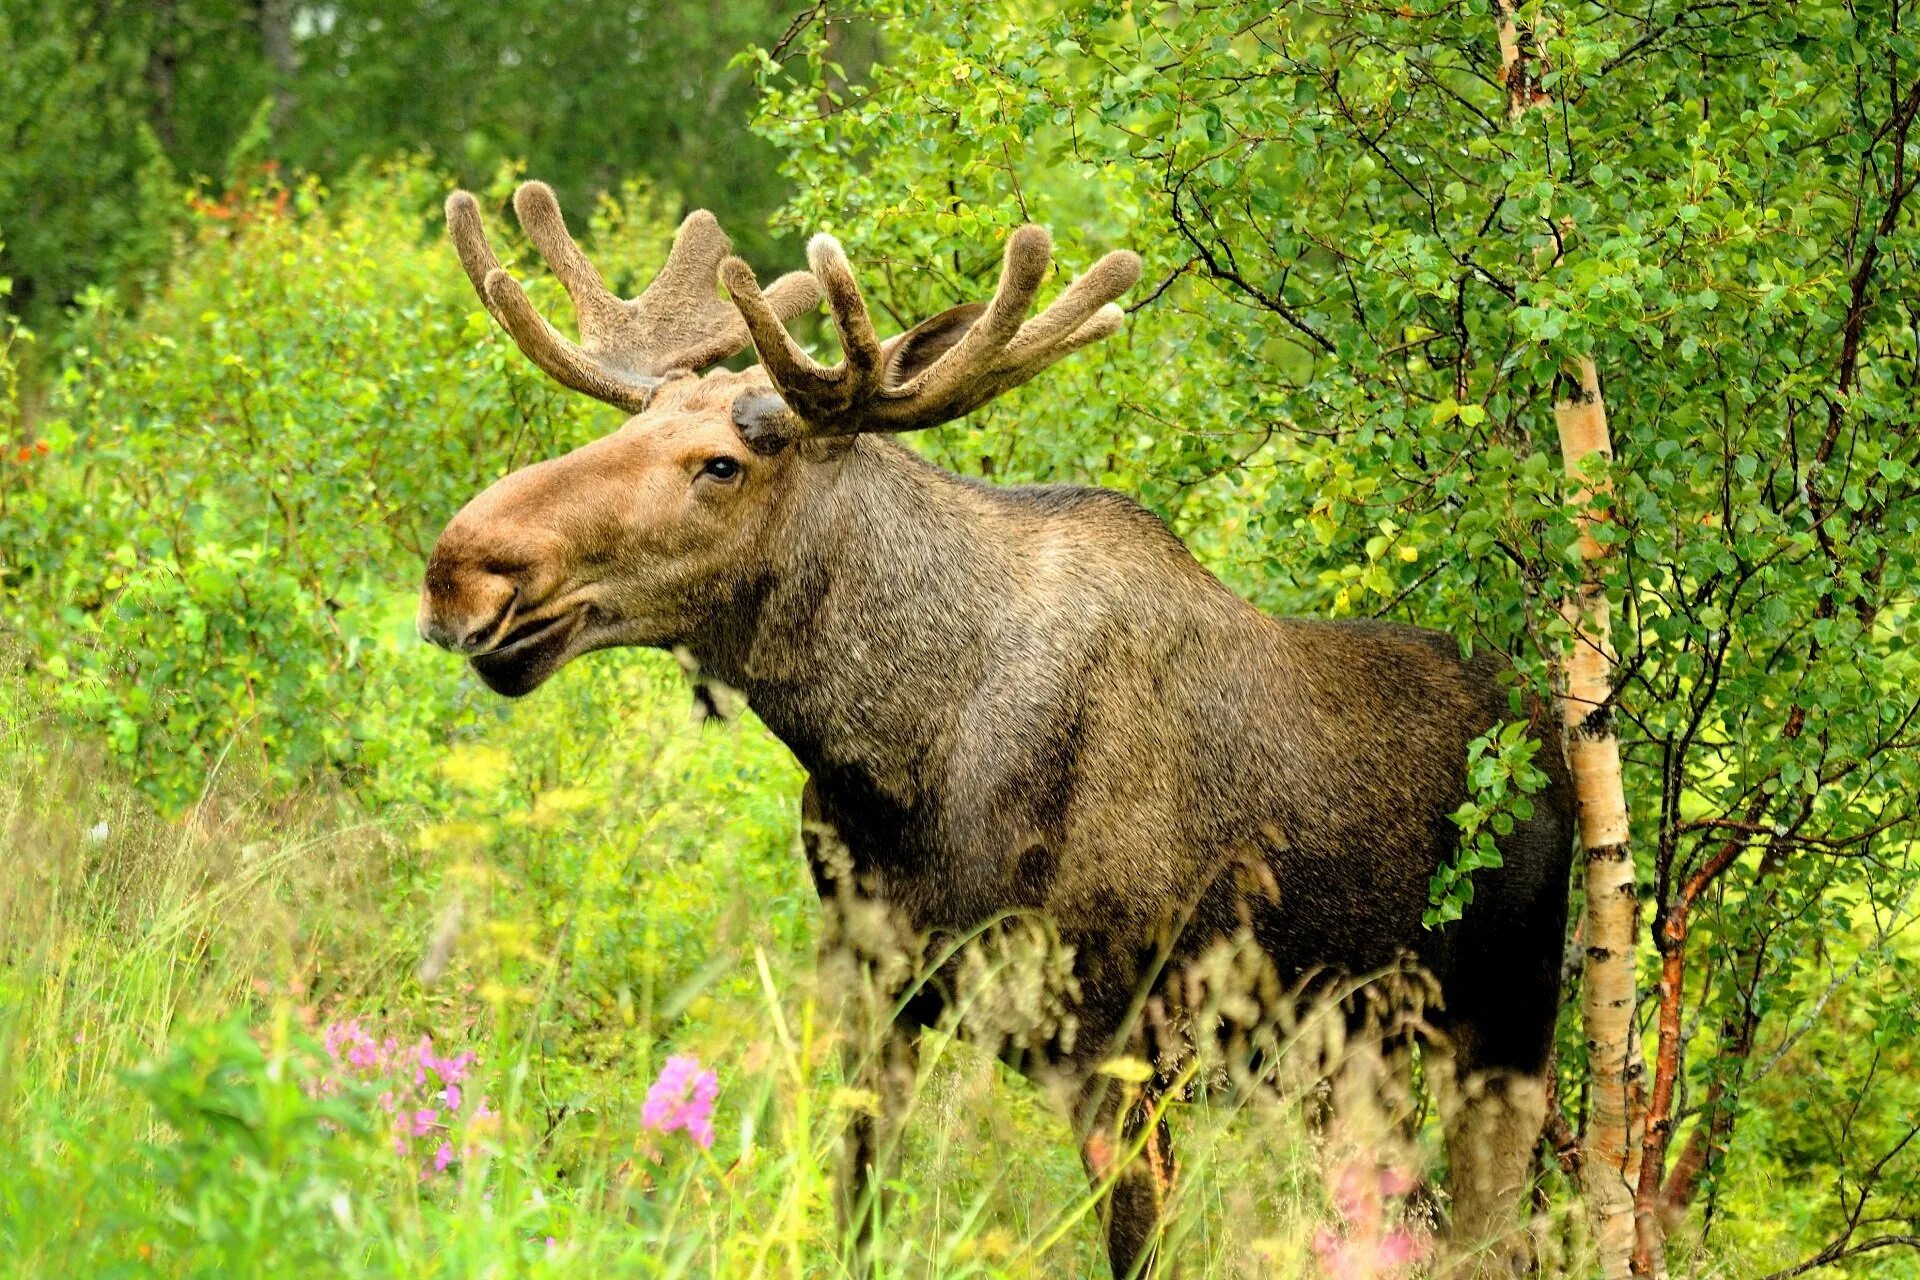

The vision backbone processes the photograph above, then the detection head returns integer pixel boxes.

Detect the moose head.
[417,181,1141,696]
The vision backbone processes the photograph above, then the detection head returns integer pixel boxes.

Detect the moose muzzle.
[416,561,519,654]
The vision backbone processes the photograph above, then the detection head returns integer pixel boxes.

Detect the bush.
[0,158,665,806]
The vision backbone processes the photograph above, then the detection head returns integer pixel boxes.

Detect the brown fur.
[420,194,1574,1277]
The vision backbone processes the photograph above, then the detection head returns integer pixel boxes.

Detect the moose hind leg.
[1432,803,1567,1274]
[1431,938,1559,1272]
[1433,1059,1547,1276]
[1077,1077,1177,1279]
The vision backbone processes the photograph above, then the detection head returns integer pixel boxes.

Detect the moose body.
[419,184,1573,1277]
[711,434,1567,1056]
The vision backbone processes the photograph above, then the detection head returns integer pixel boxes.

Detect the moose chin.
[417,180,1573,1279]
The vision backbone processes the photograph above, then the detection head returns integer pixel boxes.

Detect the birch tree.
[1492,5,1648,1268]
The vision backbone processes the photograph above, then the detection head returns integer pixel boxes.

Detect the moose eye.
[700,456,742,483]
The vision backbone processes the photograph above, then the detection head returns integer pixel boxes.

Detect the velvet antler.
[446,181,822,413]
[718,225,1140,437]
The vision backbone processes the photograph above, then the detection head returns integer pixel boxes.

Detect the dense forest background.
[3,3,1917,1278]
[0,0,851,318]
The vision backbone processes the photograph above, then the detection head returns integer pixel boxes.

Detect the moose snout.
[417,560,520,653]
[419,485,578,656]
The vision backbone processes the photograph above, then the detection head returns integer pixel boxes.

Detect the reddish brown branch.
[1633,72,1920,1270]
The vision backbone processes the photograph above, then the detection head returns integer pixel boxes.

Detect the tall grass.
[6,654,1496,1279]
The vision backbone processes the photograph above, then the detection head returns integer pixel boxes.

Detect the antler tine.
[806,235,887,387]
[446,191,504,319]
[512,181,627,338]
[719,257,833,394]
[651,211,736,304]
[717,238,893,430]
[889,235,1139,423]
[479,267,657,410]
[444,183,823,414]
[1005,251,1143,358]
[902,225,1053,407]
[722,223,1140,439]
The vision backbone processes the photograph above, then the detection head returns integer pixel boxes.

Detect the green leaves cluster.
[1427,719,1549,930]
[0,0,825,321]
[0,159,661,805]
[0,2,183,317]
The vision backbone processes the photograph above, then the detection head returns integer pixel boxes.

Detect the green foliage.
[0,240,27,437]
[273,0,840,261]
[405,651,814,1107]
[128,1016,379,1274]
[0,2,185,314]
[0,158,662,805]
[1426,720,1548,930]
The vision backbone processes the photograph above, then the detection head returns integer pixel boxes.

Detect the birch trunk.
[1493,9,1655,1272]
[1555,360,1651,1278]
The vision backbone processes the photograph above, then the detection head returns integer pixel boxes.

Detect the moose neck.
[690,436,1012,793]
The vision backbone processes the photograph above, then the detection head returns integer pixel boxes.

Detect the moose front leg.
[801,777,925,1273]
[838,1022,920,1273]
[1076,1075,1178,1279]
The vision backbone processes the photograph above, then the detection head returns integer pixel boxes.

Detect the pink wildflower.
[1331,1160,1384,1223]
[642,1055,719,1150]
[1374,1230,1424,1266]
[317,1018,491,1180]
[1312,1227,1430,1279]
[1313,1161,1430,1279]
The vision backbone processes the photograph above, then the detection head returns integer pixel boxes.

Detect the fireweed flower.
[317,1019,490,1179]
[641,1055,719,1150]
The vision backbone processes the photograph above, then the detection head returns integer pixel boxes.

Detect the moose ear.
[882,301,989,388]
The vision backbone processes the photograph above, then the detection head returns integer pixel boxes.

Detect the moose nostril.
[419,608,485,653]
[457,608,510,652]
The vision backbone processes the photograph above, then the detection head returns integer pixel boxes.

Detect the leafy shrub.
[129,1016,383,1274]
[0,158,668,806]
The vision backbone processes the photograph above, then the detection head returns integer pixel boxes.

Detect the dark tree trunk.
[145,0,179,150]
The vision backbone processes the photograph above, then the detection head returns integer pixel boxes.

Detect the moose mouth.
[469,607,588,698]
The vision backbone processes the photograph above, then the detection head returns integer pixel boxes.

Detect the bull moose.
[417,181,1573,1277]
